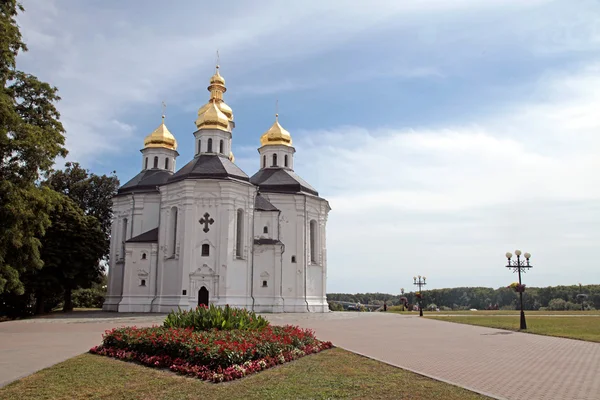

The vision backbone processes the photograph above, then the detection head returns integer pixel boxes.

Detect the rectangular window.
[201,244,210,257]
[140,279,146,286]
[262,280,268,287]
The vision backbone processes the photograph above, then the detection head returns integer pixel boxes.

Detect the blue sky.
[17,0,600,293]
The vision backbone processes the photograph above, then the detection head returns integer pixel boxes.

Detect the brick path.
[1,312,599,400]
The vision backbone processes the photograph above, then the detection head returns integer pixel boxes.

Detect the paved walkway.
[1,312,599,400]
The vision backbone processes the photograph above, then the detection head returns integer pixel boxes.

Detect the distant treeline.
[327,285,600,310]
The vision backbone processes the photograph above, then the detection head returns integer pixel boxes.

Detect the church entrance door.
[198,286,209,307]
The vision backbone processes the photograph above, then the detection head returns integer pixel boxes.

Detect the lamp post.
[413,275,427,317]
[505,250,532,330]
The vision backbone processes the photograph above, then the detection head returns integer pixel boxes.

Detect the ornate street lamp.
[505,250,532,330]
[413,275,427,317]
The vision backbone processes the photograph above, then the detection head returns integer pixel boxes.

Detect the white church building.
[103,66,331,313]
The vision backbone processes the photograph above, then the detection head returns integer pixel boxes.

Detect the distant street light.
[505,250,532,330]
[413,276,427,317]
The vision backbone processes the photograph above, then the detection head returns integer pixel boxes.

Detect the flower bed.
[90,325,333,382]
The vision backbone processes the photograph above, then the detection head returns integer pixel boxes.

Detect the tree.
[0,1,67,295]
[34,196,106,312]
[44,162,119,259]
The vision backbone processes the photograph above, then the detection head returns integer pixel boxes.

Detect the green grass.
[426,310,600,315]
[390,310,600,316]
[0,349,488,400]
[427,315,600,342]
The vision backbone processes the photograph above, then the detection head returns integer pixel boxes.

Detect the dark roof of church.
[127,227,159,243]
[254,238,283,245]
[117,169,172,195]
[250,168,318,196]
[254,194,279,211]
[168,155,249,183]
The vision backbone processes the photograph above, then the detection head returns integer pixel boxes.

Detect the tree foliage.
[44,162,119,258]
[328,285,600,311]
[0,1,67,295]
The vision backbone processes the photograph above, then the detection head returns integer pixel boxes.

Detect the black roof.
[117,169,172,195]
[250,168,318,196]
[168,155,249,183]
[127,227,159,243]
[254,238,283,245]
[254,194,279,211]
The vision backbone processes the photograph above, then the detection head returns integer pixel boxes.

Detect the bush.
[328,302,344,311]
[163,304,269,331]
[547,298,567,311]
[388,305,406,312]
[72,288,105,308]
[440,306,452,311]
[90,325,333,382]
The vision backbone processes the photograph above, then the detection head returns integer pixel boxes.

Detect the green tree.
[44,162,119,259]
[0,1,67,295]
[33,196,106,312]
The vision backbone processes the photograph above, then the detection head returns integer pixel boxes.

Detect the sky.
[15,0,600,293]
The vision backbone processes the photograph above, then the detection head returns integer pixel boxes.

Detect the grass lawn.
[424,310,600,316]
[427,315,600,342]
[0,349,488,400]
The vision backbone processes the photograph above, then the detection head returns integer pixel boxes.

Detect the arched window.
[145,157,148,170]
[284,155,288,167]
[141,253,147,260]
[170,207,178,256]
[310,220,317,264]
[198,139,201,154]
[263,226,268,234]
[291,255,296,263]
[207,138,213,153]
[263,155,266,168]
[219,140,224,154]
[153,156,158,168]
[201,244,210,257]
[236,209,244,258]
[165,158,170,170]
[140,279,146,286]
[121,218,128,260]
[272,153,277,167]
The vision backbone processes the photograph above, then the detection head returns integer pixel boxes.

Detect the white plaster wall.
[118,243,158,312]
[141,147,177,172]
[258,145,295,170]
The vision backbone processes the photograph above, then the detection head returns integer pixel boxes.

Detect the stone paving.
[1,311,599,400]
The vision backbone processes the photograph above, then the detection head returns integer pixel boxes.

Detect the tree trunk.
[63,287,73,312]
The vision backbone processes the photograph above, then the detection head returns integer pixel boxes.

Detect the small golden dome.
[196,101,229,130]
[144,117,177,150]
[260,114,292,147]
[229,151,235,163]
[210,65,225,86]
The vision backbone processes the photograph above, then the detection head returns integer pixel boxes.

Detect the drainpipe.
[250,188,257,311]
[304,195,310,312]
[150,186,161,311]
[278,209,285,311]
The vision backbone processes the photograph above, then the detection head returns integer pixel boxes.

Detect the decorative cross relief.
[199,212,214,233]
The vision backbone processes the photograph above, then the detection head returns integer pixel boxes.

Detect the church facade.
[103,66,331,313]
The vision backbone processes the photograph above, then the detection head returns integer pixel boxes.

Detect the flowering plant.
[508,282,526,293]
[89,324,333,382]
[415,292,423,299]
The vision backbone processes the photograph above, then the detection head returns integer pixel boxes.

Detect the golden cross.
[161,101,166,118]
[216,50,220,68]
[275,98,279,118]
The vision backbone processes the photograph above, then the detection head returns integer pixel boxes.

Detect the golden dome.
[195,101,230,130]
[229,151,235,163]
[210,65,225,86]
[260,114,293,147]
[144,117,177,150]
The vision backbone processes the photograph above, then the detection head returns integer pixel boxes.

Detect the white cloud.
[293,63,600,292]
[16,0,560,163]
